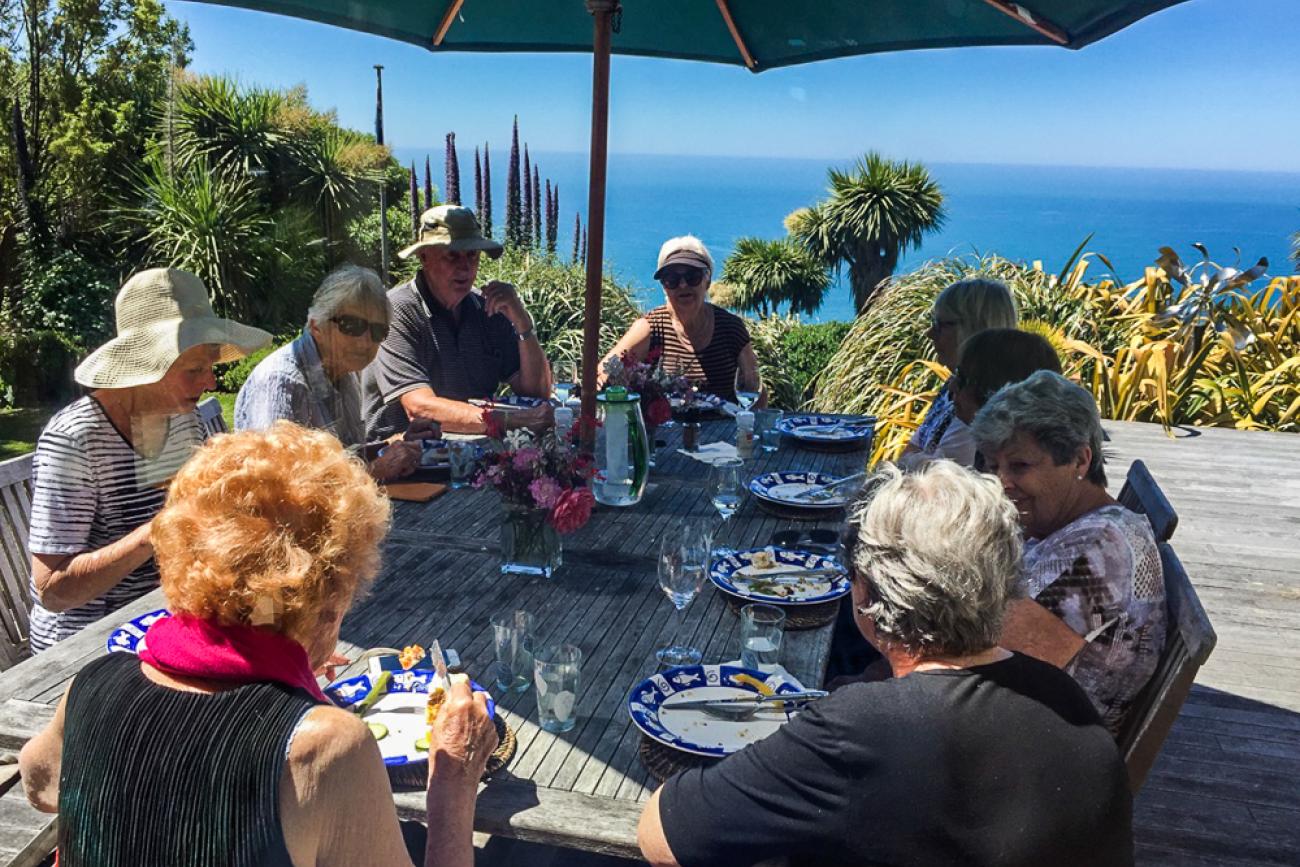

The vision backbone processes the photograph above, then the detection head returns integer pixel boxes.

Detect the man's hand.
[403,417,442,441]
[504,403,554,433]
[429,675,499,785]
[481,281,532,332]
[369,440,420,481]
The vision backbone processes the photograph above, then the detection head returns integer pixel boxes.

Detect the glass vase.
[500,501,562,578]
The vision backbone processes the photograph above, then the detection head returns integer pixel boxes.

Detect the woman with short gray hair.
[973,370,1165,731]
[901,277,1019,467]
[236,264,424,480]
[638,460,1133,867]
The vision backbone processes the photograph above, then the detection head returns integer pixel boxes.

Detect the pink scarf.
[138,613,329,704]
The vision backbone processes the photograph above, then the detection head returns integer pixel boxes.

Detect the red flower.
[483,408,505,440]
[645,344,664,366]
[645,397,672,427]
[550,487,595,534]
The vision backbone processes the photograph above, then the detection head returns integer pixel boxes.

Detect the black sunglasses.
[330,315,388,342]
[660,267,706,289]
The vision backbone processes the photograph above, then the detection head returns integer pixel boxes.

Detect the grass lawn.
[0,393,238,462]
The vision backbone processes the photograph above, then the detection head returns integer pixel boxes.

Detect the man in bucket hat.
[363,205,552,437]
[27,268,270,651]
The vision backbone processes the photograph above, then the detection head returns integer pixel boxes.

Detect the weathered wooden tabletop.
[0,416,867,861]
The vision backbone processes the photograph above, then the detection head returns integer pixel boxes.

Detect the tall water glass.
[655,521,712,666]
[490,610,535,693]
[446,441,479,489]
[754,409,783,454]
[534,643,582,733]
[734,367,761,412]
[708,458,744,522]
[739,604,785,672]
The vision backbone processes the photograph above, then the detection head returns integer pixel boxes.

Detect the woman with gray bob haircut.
[900,277,1018,468]
[973,370,1165,732]
[638,459,1133,867]
[236,264,429,480]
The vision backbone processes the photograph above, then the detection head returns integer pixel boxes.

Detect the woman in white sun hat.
[26,267,270,651]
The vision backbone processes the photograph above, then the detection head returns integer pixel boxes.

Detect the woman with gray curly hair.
[639,461,1132,867]
[973,370,1166,732]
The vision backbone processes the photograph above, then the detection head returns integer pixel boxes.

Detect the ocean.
[392,149,1300,323]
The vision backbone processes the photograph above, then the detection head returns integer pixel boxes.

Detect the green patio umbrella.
[190,0,1190,427]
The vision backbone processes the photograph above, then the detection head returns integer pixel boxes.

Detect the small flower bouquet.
[601,346,693,427]
[475,413,596,577]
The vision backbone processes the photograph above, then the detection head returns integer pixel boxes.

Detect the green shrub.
[0,328,79,407]
[216,342,280,393]
[12,246,116,350]
[780,321,853,404]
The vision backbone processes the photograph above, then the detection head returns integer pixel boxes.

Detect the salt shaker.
[683,416,701,452]
[735,410,756,459]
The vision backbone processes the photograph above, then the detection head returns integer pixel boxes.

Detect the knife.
[429,639,449,688]
[661,690,828,711]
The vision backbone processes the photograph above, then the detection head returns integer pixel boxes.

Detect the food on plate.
[367,722,389,741]
[424,672,469,726]
[399,644,425,669]
[414,733,430,752]
[732,673,774,696]
[749,550,778,571]
[352,671,391,715]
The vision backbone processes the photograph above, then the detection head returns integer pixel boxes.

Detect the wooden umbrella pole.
[580,0,618,450]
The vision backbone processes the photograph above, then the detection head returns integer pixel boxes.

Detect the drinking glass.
[734,367,761,412]
[655,520,713,666]
[553,359,578,405]
[708,458,744,522]
[754,409,783,454]
[446,441,479,489]
[534,643,582,733]
[490,610,535,693]
[739,604,785,672]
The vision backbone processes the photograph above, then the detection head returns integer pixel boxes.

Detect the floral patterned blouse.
[1023,504,1167,731]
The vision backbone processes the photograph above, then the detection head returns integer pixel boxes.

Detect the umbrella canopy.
[194,1,1188,68]
[190,0,1189,431]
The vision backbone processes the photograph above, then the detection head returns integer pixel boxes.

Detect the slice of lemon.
[732,673,774,696]
[367,722,389,741]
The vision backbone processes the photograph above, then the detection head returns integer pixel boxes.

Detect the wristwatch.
[516,326,536,342]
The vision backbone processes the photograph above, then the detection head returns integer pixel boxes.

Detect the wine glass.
[708,458,744,522]
[656,520,713,666]
[734,366,761,411]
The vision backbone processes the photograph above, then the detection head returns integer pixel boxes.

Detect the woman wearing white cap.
[601,235,763,405]
[26,268,270,651]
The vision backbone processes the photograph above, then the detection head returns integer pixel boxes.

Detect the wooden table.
[0,417,867,862]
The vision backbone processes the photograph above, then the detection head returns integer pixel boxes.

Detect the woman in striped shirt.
[601,235,764,405]
[27,268,269,651]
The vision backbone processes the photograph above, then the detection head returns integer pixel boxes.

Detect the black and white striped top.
[646,304,751,403]
[27,397,205,652]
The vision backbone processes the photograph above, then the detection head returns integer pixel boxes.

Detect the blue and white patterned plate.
[472,395,546,411]
[107,609,492,768]
[710,548,850,606]
[106,608,172,653]
[326,671,495,767]
[776,414,875,444]
[626,664,803,757]
[748,471,851,509]
[670,393,724,413]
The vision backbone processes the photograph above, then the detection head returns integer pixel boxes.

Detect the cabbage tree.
[720,238,831,317]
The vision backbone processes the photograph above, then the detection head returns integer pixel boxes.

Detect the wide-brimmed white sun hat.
[74,268,272,389]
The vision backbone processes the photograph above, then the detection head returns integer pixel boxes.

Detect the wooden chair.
[0,454,34,671]
[197,396,228,437]
[1118,459,1178,542]
[1115,542,1216,793]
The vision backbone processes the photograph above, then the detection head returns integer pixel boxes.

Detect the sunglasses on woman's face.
[660,267,706,289]
[330,315,388,342]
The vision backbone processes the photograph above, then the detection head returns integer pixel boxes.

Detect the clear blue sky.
[167,0,1300,172]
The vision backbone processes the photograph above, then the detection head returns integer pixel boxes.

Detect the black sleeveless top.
[646,304,751,402]
[58,652,321,867]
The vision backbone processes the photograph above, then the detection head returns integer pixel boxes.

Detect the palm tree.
[720,237,831,317]
[789,152,945,313]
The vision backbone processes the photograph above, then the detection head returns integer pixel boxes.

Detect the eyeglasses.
[660,267,706,289]
[330,315,388,342]
[930,316,960,331]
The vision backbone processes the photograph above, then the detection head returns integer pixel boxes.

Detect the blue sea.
[392,149,1300,323]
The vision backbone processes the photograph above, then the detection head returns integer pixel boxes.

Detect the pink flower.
[529,476,564,510]
[550,487,594,534]
[512,447,541,471]
[645,397,672,427]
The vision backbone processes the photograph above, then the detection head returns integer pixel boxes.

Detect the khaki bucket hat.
[74,268,272,389]
[398,205,504,260]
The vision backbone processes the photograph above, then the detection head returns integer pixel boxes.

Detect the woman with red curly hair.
[18,422,497,867]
